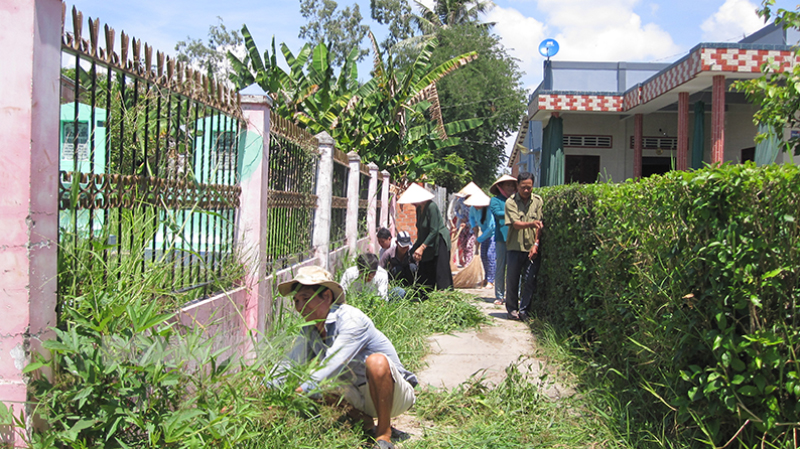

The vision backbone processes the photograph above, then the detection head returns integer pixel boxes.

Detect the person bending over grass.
[340,253,391,301]
[271,266,417,449]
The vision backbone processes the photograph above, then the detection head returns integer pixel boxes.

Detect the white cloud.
[701,0,765,42]
[535,0,680,61]
[485,5,547,82]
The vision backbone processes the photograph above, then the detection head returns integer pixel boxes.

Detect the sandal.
[493,299,504,306]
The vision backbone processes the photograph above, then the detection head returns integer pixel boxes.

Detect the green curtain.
[754,123,780,166]
[539,117,565,186]
[540,120,552,185]
[691,101,705,170]
[545,117,564,186]
[549,147,565,186]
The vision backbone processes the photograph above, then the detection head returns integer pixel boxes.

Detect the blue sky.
[64,0,797,153]
[65,0,797,91]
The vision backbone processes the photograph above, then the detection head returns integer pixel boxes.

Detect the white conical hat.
[463,190,491,207]
[398,183,435,204]
[457,182,482,198]
[489,174,517,195]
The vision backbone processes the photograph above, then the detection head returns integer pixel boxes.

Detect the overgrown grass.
[393,319,630,449]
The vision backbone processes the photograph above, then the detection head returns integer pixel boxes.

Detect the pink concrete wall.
[178,287,250,362]
[0,0,61,445]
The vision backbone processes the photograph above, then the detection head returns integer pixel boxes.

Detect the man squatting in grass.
[340,253,391,301]
[377,227,394,260]
[269,266,417,449]
[504,171,544,321]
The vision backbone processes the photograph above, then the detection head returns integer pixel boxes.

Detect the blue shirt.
[468,207,495,243]
[490,194,510,242]
[273,304,418,396]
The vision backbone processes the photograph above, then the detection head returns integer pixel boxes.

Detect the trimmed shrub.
[535,163,800,446]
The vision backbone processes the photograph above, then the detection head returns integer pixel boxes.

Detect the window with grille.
[213,131,237,171]
[563,135,612,148]
[629,136,678,150]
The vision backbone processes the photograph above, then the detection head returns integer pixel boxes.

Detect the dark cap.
[396,231,412,247]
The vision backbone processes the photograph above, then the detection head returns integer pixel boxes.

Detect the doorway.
[565,155,600,184]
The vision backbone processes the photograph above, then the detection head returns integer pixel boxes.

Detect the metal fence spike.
[120,31,129,70]
[71,6,82,51]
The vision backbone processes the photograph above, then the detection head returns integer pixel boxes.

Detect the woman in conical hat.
[398,184,453,291]
[449,182,478,268]
[489,174,517,305]
[465,190,496,290]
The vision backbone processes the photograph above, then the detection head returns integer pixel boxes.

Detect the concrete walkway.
[416,287,540,389]
[390,287,573,444]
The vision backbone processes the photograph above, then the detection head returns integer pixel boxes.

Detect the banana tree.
[227,26,482,183]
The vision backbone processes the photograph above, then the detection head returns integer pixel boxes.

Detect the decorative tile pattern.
[642,50,702,103]
[534,45,800,115]
[701,48,797,73]
[623,86,642,110]
[537,94,623,112]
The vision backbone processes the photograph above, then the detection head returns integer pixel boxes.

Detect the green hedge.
[535,163,800,447]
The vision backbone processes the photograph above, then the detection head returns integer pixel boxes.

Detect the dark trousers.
[505,250,541,315]
[418,235,453,291]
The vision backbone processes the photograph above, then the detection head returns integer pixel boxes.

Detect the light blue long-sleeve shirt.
[274,304,418,396]
[468,207,496,243]
[490,194,510,242]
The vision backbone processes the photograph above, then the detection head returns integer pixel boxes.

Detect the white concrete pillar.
[238,95,273,338]
[313,132,335,270]
[380,170,390,229]
[0,0,61,443]
[367,163,378,253]
[345,151,361,254]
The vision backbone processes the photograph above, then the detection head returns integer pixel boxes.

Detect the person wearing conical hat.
[448,187,475,268]
[465,190,496,290]
[398,184,453,291]
[272,266,417,449]
[489,174,517,305]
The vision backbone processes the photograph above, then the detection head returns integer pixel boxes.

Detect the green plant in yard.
[534,163,800,448]
[18,231,491,448]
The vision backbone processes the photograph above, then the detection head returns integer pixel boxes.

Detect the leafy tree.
[734,1,800,155]
[298,0,370,67]
[175,18,243,83]
[228,26,482,183]
[429,24,525,188]
[369,0,415,53]
[411,0,493,35]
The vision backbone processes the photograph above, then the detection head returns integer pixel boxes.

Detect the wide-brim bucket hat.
[456,181,483,198]
[463,190,491,207]
[278,265,345,304]
[489,174,517,196]
[398,183,435,204]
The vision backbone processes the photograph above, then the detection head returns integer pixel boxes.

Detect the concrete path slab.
[390,288,574,446]
[416,288,572,399]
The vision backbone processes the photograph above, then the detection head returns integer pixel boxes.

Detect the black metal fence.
[358,167,369,235]
[58,7,242,300]
[330,150,349,248]
[265,112,318,271]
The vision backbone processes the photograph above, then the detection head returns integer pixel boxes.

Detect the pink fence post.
[367,163,378,253]
[238,95,273,341]
[346,151,361,254]
[313,132,335,271]
[380,170,390,229]
[0,0,61,444]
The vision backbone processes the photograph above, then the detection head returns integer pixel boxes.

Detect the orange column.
[634,114,643,179]
[677,92,689,170]
[712,75,726,164]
